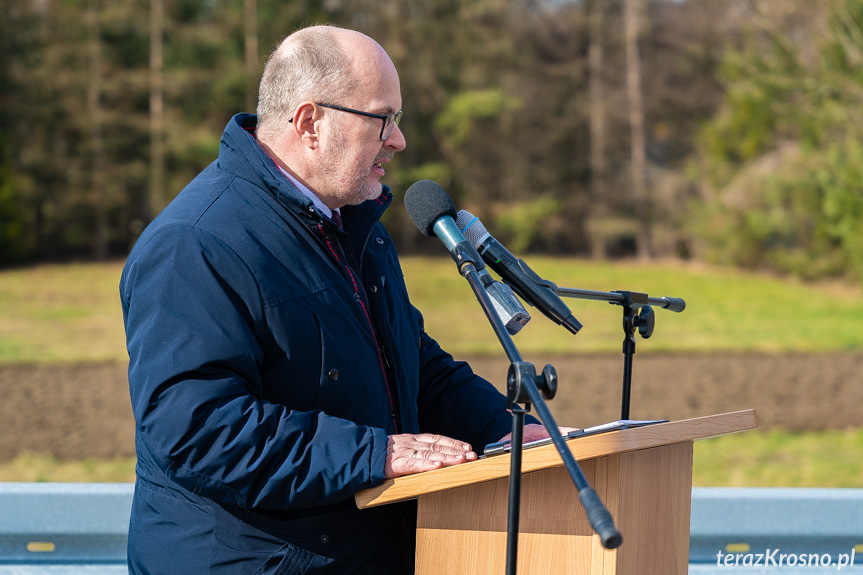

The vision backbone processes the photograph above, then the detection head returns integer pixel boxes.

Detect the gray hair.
[257,26,357,140]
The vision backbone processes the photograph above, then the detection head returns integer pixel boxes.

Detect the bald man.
[121,25,545,574]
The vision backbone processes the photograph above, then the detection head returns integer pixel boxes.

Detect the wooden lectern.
[356,409,757,575]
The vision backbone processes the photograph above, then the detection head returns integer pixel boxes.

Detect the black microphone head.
[456,209,490,247]
[404,180,457,237]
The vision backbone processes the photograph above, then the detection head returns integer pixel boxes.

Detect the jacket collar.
[218,113,392,229]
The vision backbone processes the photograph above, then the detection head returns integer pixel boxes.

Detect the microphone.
[479,273,530,335]
[403,180,463,252]
[404,181,530,335]
[456,210,582,335]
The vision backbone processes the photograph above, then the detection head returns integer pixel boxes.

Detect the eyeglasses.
[316,103,403,141]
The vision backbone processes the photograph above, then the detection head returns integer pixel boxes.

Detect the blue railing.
[690,487,863,574]
[1,484,861,573]
[0,483,130,574]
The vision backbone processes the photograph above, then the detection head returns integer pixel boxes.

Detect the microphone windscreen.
[404,180,457,237]
[456,210,489,246]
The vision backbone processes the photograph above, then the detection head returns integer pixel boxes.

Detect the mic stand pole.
[447,244,622,575]
[552,286,685,419]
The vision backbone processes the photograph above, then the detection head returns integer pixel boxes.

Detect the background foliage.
[692,0,863,283]
[1,0,862,285]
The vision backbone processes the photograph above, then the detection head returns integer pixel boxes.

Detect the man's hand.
[497,423,580,444]
[384,433,477,479]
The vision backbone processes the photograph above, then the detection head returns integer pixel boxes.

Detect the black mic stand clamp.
[507,361,558,408]
[615,291,654,420]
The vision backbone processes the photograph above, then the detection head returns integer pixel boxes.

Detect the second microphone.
[456,210,582,335]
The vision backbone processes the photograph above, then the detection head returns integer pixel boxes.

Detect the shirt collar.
[275,164,339,220]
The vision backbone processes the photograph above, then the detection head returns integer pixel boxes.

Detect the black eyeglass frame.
[302,102,402,140]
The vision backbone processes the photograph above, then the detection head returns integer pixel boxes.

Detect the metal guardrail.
[0,483,130,575]
[690,487,863,574]
[0,484,861,573]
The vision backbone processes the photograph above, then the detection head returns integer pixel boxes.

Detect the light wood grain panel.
[590,455,619,574]
[416,459,602,574]
[613,442,693,575]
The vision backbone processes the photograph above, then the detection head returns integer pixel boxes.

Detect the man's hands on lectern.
[384,433,476,479]
[384,425,581,479]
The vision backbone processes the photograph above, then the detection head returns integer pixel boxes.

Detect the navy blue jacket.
[120,114,517,574]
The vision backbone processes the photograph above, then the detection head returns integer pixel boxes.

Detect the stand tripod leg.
[620,300,638,421]
[621,348,633,420]
[506,405,525,575]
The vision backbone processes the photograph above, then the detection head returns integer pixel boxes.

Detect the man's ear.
[294,102,321,150]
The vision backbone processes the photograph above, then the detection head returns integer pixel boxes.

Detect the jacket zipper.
[317,222,399,433]
[348,229,394,376]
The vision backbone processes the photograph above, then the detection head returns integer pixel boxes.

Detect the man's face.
[316,56,406,208]
[319,113,398,207]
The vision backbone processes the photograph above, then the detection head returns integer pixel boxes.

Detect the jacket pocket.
[252,540,333,575]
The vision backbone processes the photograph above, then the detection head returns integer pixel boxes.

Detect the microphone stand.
[446,243,622,575]
[552,287,686,419]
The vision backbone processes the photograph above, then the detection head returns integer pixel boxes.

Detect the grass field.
[0,257,861,363]
[402,257,863,355]
[0,262,127,363]
[0,258,860,486]
[694,428,863,487]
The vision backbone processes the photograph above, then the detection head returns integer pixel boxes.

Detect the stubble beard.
[322,119,384,208]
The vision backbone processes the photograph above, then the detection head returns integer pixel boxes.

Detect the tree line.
[2,0,862,284]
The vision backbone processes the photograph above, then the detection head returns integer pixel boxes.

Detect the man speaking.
[120,25,548,574]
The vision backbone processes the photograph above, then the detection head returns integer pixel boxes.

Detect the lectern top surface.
[355,410,758,509]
